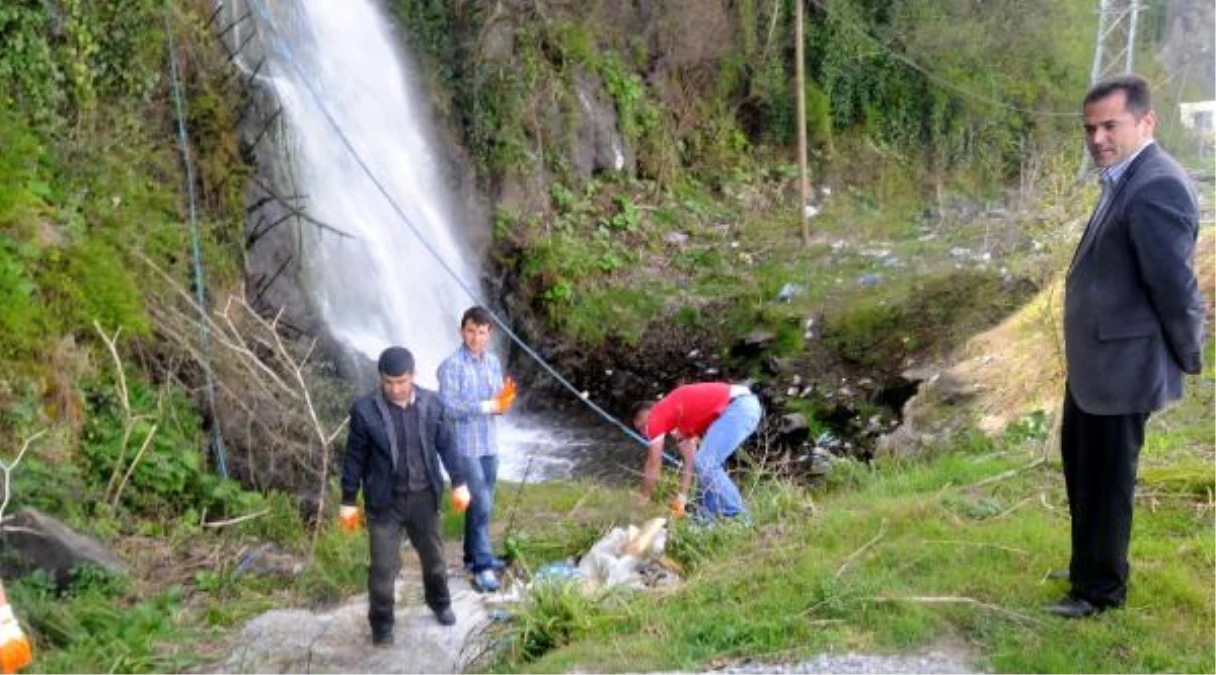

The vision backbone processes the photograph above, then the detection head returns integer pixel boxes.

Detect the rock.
[233,543,305,581]
[934,372,975,405]
[731,330,776,358]
[1,508,126,587]
[763,356,788,375]
[571,70,634,178]
[778,413,810,443]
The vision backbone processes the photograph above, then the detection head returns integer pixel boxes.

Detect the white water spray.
[253,0,480,388]
[229,0,633,482]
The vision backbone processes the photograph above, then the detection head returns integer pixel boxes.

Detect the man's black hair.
[377,346,415,376]
[1084,73,1152,119]
[461,306,494,328]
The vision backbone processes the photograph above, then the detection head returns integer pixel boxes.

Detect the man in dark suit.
[340,346,471,643]
[1050,74,1205,618]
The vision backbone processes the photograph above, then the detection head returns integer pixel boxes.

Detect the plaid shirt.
[437,345,503,457]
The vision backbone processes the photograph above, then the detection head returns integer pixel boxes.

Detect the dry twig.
[969,457,1045,489]
[0,430,48,524]
[869,595,1043,626]
[835,519,887,579]
[203,508,270,528]
[919,539,1029,555]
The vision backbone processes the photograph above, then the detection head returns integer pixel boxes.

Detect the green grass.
[487,372,1215,673]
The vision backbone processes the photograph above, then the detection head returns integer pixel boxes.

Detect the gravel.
[715,651,978,674]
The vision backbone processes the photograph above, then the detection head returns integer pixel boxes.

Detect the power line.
[164,1,229,478]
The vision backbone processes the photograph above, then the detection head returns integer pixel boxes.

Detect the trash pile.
[509,518,682,599]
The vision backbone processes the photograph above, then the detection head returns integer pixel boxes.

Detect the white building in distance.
[1178,101,1215,161]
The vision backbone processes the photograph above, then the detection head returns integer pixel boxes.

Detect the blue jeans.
[462,454,498,572]
[694,394,761,519]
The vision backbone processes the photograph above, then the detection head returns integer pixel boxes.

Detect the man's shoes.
[465,557,508,573]
[433,606,456,626]
[372,629,394,646]
[474,569,500,593]
[1044,596,1101,619]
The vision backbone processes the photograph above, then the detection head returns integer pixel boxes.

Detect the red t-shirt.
[645,382,732,441]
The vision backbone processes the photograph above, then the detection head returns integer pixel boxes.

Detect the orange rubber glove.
[669,493,687,520]
[452,485,471,514]
[338,505,362,533]
[493,377,517,414]
[0,604,31,674]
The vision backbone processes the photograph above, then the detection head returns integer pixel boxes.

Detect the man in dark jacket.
[340,346,470,644]
[1050,74,1205,618]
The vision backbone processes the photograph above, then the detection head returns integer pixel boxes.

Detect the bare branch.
[0,429,48,523]
[869,595,1043,626]
[835,519,887,579]
[93,321,130,418]
[969,458,1045,489]
[203,508,270,528]
[919,539,1029,555]
[112,423,160,508]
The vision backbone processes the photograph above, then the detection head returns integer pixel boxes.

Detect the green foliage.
[503,582,605,663]
[0,0,246,368]
[1003,409,1049,445]
[79,376,203,514]
[41,238,151,338]
[0,0,163,125]
[0,234,49,357]
[824,270,1033,369]
[0,4,64,120]
[295,526,370,604]
[72,374,264,522]
[608,195,641,232]
[664,518,756,574]
[9,569,196,673]
[502,418,1214,674]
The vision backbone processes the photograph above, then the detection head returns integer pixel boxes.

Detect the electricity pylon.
[1080,0,1143,177]
[1089,0,1143,82]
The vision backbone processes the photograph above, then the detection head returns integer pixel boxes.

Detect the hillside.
[0,0,1210,672]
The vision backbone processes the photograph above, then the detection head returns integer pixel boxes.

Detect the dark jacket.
[1065,143,1206,415]
[340,385,467,514]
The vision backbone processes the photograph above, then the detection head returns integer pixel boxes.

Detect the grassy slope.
[500,351,1213,674]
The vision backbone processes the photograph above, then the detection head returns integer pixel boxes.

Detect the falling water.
[226,0,640,482]
[246,0,479,389]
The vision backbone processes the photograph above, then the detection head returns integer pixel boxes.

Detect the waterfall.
[249,0,480,389]
[227,0,635,482]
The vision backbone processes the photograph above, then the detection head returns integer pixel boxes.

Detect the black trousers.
[1060,386,1148,608]
[367,491,450,634]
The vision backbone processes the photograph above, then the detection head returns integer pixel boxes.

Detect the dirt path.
[224,542,495,674]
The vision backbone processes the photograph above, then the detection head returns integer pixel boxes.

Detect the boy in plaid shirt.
[437,306,515,592]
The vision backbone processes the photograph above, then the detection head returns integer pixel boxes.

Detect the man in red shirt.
[632,382,762,519]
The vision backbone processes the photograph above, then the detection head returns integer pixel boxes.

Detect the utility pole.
[1080,0,1142,178]
[795,0,810,245]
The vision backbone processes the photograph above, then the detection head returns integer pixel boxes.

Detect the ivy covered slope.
[387,0,1142,353]
[0,2,251,523]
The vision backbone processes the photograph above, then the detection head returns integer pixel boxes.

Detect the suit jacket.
[1065,142,1205,415]
[340,386,467,515]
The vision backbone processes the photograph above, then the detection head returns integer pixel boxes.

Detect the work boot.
[1044,596,1102,619]
[474,569,499,593]
[372,628,394,647]
[433,606,456,626]
[465,557,508,573]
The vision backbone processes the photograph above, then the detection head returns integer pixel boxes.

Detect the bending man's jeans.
[694,393,761,518]
[367,491,449,635]
[463,454,499,572]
